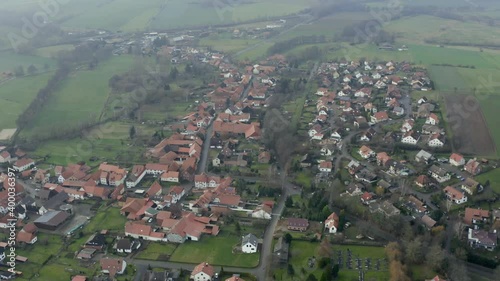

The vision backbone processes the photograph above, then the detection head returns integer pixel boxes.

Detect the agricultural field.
[199,36,259,54]
[150,0,313,29]
[35,44,75,58]
[21,55,134,138]
[31,121,155,166]
[0,50,55,72]
[0,72,52,130]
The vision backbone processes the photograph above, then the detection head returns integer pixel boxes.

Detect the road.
[196,119,215,174]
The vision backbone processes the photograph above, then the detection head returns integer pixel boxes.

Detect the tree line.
[268,35,327,55]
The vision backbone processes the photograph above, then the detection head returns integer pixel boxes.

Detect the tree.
[14,65,25,77]
[27,64,37,75]
[425,244,445,271]
[235,222,241,235]
[306,273,318,281]
[404,237,424,264]
[287,264,295,277]
[169,66,179,80]
[332,264,339,278]
[284,233,292,244]
[129,125,136,139]
[285,196,293,208]
[448,258,470,281]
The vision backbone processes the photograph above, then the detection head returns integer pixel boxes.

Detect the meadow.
[150,0,312,29]
[0,72,52,130]
[21,55,134,137]
[0,50,56,72]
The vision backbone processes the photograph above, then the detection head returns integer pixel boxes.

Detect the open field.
[35,44,75,58]
[136,242,178,261]
[443,94,496,157]
[0,51,56,72]
[427,66,466,91]
[22,55,134,137]
[151,0,312,29]
[31,121,154,166]
[0,72,52,130]
[199,37,259,54]
[476,168,500,194]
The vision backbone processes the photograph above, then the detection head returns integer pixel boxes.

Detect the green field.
[151,0,311,29]
[0,51,55,72]
[35,44,75,58]
[170,230,260,267]
[136,242,178,260]
[427,66,466,91]
[31,121,155,166]
[22,55,134,137]
[0,73,52,130]
[475,168,500,194]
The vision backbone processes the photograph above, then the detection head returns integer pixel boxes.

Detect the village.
[0,28,499,281]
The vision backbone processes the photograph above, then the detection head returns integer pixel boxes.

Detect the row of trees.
[268,35,327,55]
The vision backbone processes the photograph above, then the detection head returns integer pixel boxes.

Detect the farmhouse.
[34,211,70,230]
[13,158,35,172]
[287,218,309,232]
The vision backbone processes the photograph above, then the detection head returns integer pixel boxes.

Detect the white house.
[318,161,333,173]
[126,165,146,188]
[13,158,35,172]
[401,131,420,145]
[401,119,414,133]
[449,153,465,166]
[428,134,445,147]
[145,163,169,176]
[101,258,127,276]
[324,212,339,234]
[160,171,179,183]
[191,262,215,281]
[241,233,259,254]
[251,205,272,220]
[425,113,439,125]
[358,145,375,159]
[444,186,468,204]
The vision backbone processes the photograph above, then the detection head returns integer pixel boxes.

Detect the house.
[324,212,339,233]
[426,113,439,125]
[116,238,134,254]
[429,165,450,183]
[85,233,106,250]
[126,165,146,188]
[13,158,35,172]
[273,237,289,263]
[146,181,162,198]
[252,204,272,220]
[422,124,443,135]
[370,111,388,123]
[376,152,391,166]
[194,173,221,189]
[421,215,436,229]
[191,262,215,281]
[443,186,467,204]
[428,133,445,147]
[468,229,497,251]
[318,161,332,173]
[72,276,88,281]
[415,175,430,188]
[464,208,490,225]
[226,275,245,281]
[287,218,309,232]
[393,106,405,116]
[0,151,11,163]
[371,201,401,217]
[461,178,481,195]
[464,159,481,176]
[241,233,259,253]
[346,183,364,196]
[355,168,378,183]
[361,192,376,205]
[401,131,420,145]
[16,223,38,244]
[449,153,465,166]
[358,145,375,159]
[401,119,414,133]
[258,151,271,164]
[346,159,362,174]
[425,276,447,281]
[125,222,167,242]
[77,248,96,260]
[100,258,127,277]
[415,150,433,163]
[160,171,179,183]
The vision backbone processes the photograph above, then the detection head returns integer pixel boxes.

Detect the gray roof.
[34,210,69,226]
[20,196,35,206]
[43,191,69,210]
[242,233,258,247]
[273,237,289,255]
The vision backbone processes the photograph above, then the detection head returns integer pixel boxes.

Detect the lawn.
[170,230,260,267]
[478,96,500,158]
[0,50,56,72]
[475,168,500,194]
[35,44,75,58]
[85,206,127,233]
[0,72,52,130]
[135,242,178,261]
[21,55,135,138]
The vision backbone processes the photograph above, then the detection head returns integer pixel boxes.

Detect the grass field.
[35,44,75,58]
[475,168,500,194]
[151,0,312,29]
[22,55,134,137]
[0,50,56,72]
[169,231,260,267]
[136,242,178,260]
[427,66,466,91]
[0,72,52,130]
